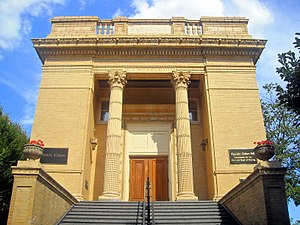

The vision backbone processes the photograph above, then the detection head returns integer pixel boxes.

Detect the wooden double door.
[129,157,168,201]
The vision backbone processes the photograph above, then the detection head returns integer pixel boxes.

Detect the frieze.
[33,37,266,48]
[38,48,260,58]
[93,68,205,75]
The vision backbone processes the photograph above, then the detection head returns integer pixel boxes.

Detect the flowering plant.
[253,140,274,146]
[29,139,44,147]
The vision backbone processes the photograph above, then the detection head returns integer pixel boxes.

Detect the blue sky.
[0,0,299,220]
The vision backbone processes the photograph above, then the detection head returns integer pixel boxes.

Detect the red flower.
[29,139,44,147]
[253,140,274,146]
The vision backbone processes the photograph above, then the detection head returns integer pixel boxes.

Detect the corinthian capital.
[171,71,191,88]
[108,70,127,87]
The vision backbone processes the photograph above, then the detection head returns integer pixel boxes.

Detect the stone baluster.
[99,70,127,200]
[186,23,190,35]
[192,23,196,35]
[172,71,197,200]
[99,23,103,35]
[109,24,113,35]
[197,23,201,35]
[104,23,108,35]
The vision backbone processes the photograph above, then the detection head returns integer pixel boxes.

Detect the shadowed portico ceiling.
[98,80,200,89]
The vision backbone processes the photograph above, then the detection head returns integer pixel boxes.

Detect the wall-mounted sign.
[40,148,68,164]
[229,149,257,164]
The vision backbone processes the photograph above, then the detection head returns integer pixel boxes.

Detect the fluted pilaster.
[172,71,197,200]
[99,70,126,200]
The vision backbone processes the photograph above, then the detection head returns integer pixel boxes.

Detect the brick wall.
[7,161,77,225]
[31,64,94,200]
[219,167,290,225]
[205,56,266,199]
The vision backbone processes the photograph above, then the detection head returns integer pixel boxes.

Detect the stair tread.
[57,201,239,225]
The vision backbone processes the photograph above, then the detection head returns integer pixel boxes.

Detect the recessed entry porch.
[123,123,173,201]
[94,73,205,201]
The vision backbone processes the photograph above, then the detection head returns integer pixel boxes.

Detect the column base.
[98,192,121,201]
[254,161,281,170]
[176,192,198,201]
[17,160,44,169]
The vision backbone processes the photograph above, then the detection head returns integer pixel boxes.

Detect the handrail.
[142,178,147,225]
[151,198,155,225]
[142,201,146,225]
[142,177,155,225]
[146,177,151,224]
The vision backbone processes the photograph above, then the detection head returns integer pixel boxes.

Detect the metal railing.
[142,177,155,225]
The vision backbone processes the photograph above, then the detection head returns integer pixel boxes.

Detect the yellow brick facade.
[30,16,267,201]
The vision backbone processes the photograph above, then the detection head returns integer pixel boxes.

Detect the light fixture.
[201,139,208,151]
[90,137,98,150]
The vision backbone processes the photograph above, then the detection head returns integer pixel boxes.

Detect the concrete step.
[57,201,239,225]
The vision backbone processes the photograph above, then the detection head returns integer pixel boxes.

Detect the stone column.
[172,71,197,200]
[99,70,126,200]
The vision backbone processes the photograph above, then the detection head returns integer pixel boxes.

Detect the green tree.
[261,83,300,206]
[276,33,300,122]
[0,107,28,225]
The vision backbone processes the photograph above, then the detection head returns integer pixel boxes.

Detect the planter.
[23,144,44,160]
[254,145,275,161]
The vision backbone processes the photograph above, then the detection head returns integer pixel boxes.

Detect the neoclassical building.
[31,16,266,202]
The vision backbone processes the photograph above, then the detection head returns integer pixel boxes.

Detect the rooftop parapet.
[48,16,251,38]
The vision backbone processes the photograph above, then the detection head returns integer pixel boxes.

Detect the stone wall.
[219,167,290,225]
[7,161,77,225]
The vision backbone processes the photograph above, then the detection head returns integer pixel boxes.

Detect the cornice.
[33,36,266,48]
[32,36,266,64]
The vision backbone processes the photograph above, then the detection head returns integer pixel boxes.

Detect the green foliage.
[292,219,300,225]
[276,33,300,123]
[261,84,300,206]
[0,107,28,224]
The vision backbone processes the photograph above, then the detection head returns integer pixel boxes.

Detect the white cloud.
[78,0,95,11]
[20,85,39,126]
[79,0,87,11]
[113,8,124,18]
[129,0,274,38]
[130,0,225,19]
[225,0,274,37]
[128,0,278,86]
[0,0,65,51]
[0,75,40,127]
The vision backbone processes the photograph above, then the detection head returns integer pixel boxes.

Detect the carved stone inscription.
[40,148,68,164]
[229,149,257,164]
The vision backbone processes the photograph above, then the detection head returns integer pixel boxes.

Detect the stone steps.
[57,201,239,224]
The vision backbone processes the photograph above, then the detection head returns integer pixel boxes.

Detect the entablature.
[33,37,266,64]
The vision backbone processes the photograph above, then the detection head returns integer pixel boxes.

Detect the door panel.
[129,159,146,201]
[154,158,168,201]
[130,157,168,201]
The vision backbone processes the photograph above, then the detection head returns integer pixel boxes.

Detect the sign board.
[41,148,68,164]
[229,149,257,164]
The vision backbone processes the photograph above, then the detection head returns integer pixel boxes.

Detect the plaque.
[40,148,68,164]
[229,149,257,164]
